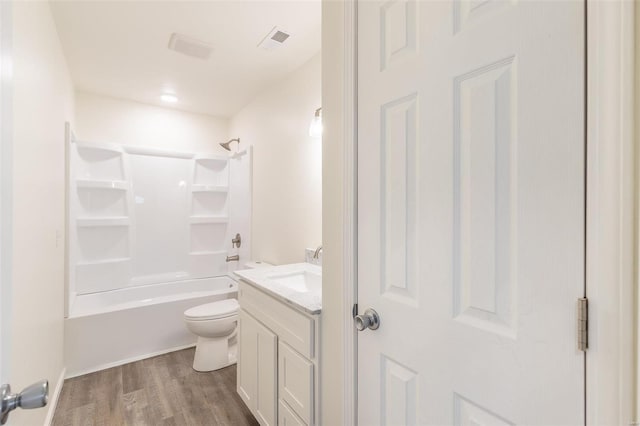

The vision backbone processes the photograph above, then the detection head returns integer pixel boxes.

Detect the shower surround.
[65,128,251,375]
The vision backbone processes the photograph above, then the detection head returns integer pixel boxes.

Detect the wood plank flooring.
[52,348,258,426]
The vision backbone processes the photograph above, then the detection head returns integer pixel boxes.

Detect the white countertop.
[234,263,322,315]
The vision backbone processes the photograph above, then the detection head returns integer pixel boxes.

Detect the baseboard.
[65,343,196,379]
[44,367,66,426]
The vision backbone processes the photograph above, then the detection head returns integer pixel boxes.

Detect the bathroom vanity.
[234,263,321,426]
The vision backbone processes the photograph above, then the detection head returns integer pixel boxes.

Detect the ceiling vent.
[168,33,213,60]
[258,27,292,51]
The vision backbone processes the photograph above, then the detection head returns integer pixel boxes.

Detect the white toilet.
[184,298,239,372]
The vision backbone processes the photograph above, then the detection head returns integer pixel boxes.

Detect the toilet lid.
[184,299,239,321]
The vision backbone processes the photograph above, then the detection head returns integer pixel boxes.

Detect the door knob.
[1,380,48,424]
[355,308,380,331]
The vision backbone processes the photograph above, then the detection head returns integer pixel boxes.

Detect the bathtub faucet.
[226,254,239,262]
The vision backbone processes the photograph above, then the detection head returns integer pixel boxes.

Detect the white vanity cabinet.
[236,280,320,426]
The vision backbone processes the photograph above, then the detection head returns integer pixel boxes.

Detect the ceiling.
[50,0,321,117]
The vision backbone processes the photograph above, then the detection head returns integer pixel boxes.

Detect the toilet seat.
[184,299,239,321]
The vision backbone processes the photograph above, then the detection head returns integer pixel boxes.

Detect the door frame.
[339,0,637,424]
[0,0,13,386]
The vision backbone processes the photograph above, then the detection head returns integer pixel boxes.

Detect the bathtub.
[65,276,237,378]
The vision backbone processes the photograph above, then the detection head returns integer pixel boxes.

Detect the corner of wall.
[229,52,322,266]
[321,1,347,425]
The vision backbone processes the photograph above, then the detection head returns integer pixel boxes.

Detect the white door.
[0,3,50,423]
[357,1,585,424]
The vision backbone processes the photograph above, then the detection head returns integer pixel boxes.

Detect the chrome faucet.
[313,246,323,259]
[226,254,239,262]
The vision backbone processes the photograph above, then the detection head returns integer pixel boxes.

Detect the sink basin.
[234,263,322,313]
[267,270,321,293]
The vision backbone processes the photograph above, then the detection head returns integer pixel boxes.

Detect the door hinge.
[352,303,358,319]
[577,297,588,351]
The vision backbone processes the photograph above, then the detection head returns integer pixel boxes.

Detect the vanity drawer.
[238,281,315,358]
[278,342,314,425]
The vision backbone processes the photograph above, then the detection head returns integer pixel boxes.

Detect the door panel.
[238,310,257,408]
[357,1,585,424]
[278,341,314,425]
[238,310,278,426]
[256,322,277,426]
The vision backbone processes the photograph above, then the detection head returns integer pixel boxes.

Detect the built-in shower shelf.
[77,257,131,266]
[76,144,122,155]
[77,217,130,227]
[191,184,228,193]
[76,179,129,190]
[189,250,227,256]
[189,216,228,224]
[195,156,228,164]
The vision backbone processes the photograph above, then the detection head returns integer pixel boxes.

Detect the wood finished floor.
[52,348,258,426]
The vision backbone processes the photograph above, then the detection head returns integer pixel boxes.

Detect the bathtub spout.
[226,255,239,262]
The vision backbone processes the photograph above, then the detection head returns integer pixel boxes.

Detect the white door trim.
[340,0,637,423]
[342,0,357,424]
[585,1,636,424]
[0,0,13,385]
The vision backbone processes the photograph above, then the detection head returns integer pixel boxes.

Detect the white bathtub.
[65,276,237,378]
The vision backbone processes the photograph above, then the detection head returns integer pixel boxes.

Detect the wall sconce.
[309,107,322,138]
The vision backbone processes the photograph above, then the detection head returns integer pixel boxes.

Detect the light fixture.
[309,107,322,138]
[161,93,178,103]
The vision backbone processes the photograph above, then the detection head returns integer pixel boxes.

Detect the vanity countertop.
[234,263,322,315]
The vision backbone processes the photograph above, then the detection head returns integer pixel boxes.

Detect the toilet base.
[192,337,237,372]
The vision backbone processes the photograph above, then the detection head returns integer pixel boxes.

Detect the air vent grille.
[258,27,292,51]
[271,31,290,43]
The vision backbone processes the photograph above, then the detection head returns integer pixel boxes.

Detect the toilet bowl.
[184,298,239,372]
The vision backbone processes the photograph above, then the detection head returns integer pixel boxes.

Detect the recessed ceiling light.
[161,93,178,103]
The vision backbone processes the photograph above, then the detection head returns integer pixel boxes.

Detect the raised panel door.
[357,1,585,424]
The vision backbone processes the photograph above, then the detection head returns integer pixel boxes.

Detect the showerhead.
[220,138,240,151]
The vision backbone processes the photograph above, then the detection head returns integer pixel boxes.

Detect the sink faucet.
[313,246,322,259]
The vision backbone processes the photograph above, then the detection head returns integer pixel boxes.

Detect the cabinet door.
[278,342,314,425]
[238,309,278,426]
[238,309,257,408]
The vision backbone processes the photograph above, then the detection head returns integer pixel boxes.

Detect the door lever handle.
[355,308,380,331]
[1,380,48,424]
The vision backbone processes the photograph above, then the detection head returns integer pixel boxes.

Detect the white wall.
[321,2,346,425]
[74,91,229,154]
[229,53,322,266]
[11,2,75,424]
